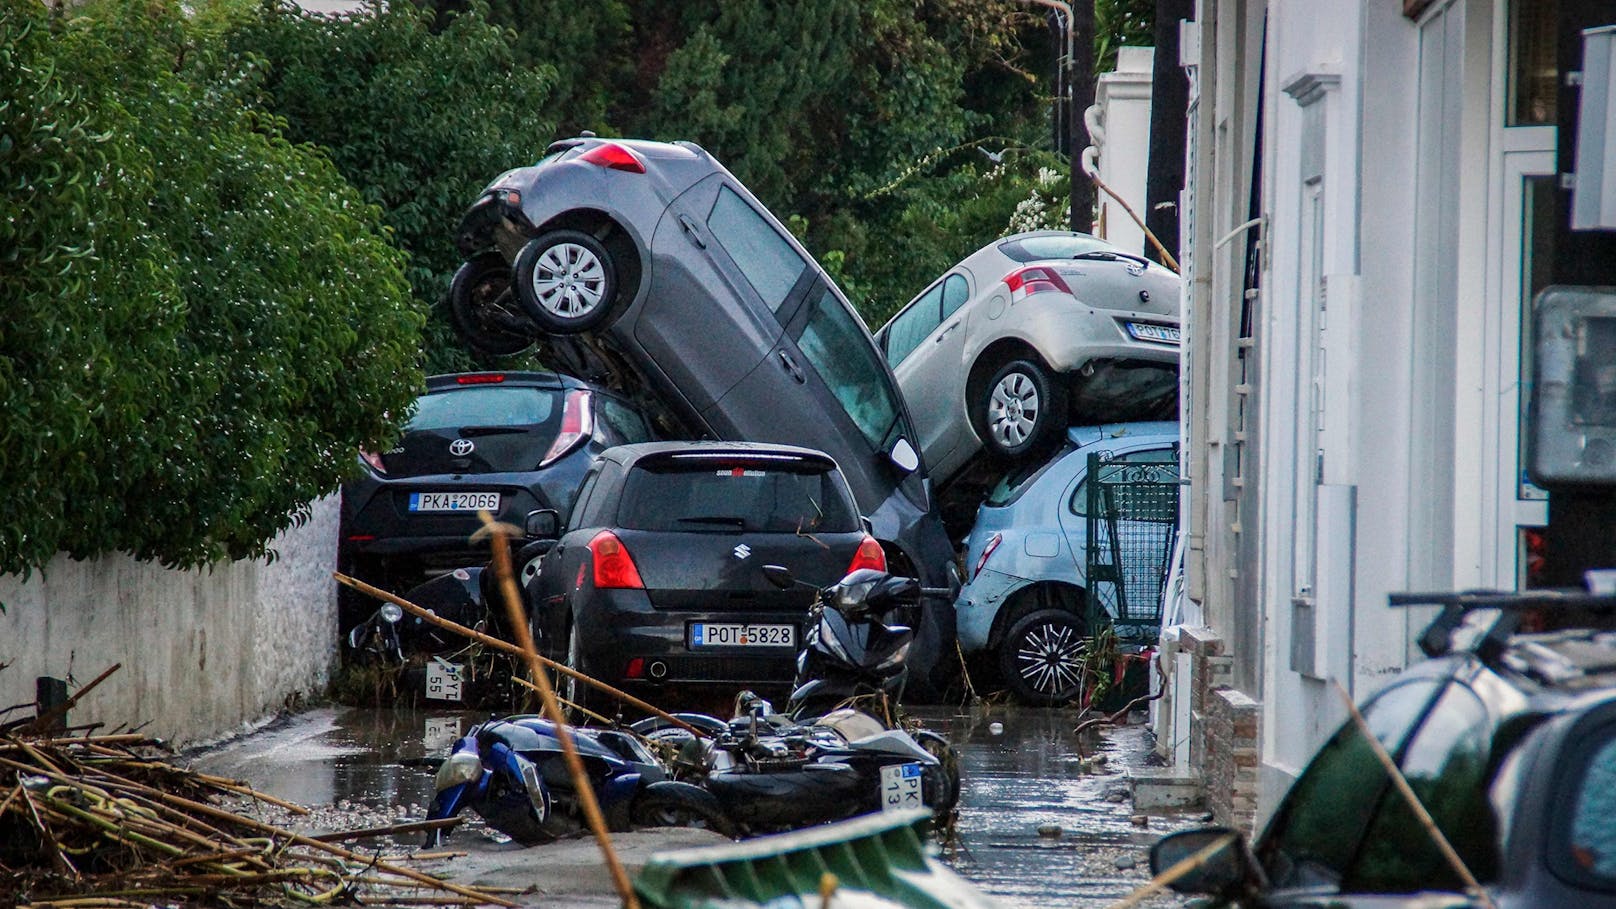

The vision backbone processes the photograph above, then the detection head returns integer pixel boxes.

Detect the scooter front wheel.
[629,782,735,838]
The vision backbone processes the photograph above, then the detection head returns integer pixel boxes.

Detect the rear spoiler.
[640,450,838,472]
[1389,585,1616,660]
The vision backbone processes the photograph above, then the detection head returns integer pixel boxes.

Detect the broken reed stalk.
[512,676,614,727]
[483,513,642,909]
[15,663,123,735]
[1330,680,1498,909]
[1102,832,1236,909]
[1085,168,1181,274]
[333,572,710,740]
[309,816,461,843]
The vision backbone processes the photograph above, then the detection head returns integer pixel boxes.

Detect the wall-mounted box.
[1530,286,1616,486]
[1572,26,1616,231]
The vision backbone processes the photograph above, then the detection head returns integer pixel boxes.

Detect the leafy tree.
[0,0,422,575]
[227,0,559,373]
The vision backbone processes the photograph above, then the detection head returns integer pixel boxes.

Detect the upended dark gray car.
[447,136,956,692]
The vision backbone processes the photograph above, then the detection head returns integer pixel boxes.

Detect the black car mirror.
[524,508,560,540]
[1147,827,1254,896]
[762,564,796,590]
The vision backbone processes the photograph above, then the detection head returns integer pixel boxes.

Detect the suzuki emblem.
[733,544,752,560]
[449,438,475,456]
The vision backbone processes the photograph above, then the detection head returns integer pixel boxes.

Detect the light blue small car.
[956,421,1179,703]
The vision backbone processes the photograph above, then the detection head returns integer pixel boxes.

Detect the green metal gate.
[1084,449,1180,642]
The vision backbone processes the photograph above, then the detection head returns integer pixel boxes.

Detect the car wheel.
[512,230,618,334]
[630,783,734,837]
[561,618,598,720]
[998,608,1089,705]
[447,251,534,356]
[979,358,1067,461]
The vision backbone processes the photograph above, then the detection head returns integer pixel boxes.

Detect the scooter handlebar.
[919,587,952,599]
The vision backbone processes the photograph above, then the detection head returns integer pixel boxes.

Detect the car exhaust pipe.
[648,661,668,680]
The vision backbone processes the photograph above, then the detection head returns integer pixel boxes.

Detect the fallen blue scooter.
[425,715,730,845]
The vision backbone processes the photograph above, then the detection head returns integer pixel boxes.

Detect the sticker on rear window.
[718,469,768,477]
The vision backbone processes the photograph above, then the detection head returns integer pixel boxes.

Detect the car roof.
[602,440,842,471]
[1067,421,1181,449]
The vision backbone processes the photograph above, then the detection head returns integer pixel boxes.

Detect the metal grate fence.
[1084,450,1180,640]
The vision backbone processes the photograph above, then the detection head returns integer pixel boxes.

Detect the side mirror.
[889,437,920,474]
[1147,827,1256,896]
[524,508,560,540]
[762,564,796,590]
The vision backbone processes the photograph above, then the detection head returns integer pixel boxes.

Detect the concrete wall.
[0,496,339,747]
[1094,46,1156,256]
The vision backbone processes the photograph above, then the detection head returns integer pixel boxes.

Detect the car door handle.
[777,350,807,384]
[935,321,960,342]
[677,213,707,248]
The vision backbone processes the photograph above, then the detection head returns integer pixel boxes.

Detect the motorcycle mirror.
[380,603,404,624]
[524,508,560,540]
[762,565,796,590]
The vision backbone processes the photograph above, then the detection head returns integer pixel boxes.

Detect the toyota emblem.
[449,438,475,456]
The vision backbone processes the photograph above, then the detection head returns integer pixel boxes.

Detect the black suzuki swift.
[524,441,886,710]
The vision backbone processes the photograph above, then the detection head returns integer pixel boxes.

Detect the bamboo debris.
[0,730,512,907]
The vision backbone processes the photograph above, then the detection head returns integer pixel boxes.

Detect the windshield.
[999,234,1118,263]
[407,386,559,431]
[795,286,903,449]
[618,460,859,533]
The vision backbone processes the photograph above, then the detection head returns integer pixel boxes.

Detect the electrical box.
[1572,26,1616,231]
[1531,286,1616,486]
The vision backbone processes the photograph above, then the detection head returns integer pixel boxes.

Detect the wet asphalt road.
[189,703,1194,907]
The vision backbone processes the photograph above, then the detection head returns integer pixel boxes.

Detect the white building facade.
[1167,0,1612,828]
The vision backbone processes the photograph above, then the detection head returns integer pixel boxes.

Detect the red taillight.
[589,530,645,589]
[624,657,645,679]
[359,450,387,475]
[540,388,594,467]
[346,534,377,542]
[579,143,646,174]
[455,373,506,385]
[846,535,887,574]
[973,532,1003,580]
[1003,266,1072,301]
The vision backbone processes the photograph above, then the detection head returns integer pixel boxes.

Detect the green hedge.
[0,0,424,576]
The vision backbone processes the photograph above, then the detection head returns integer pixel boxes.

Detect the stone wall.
[1166,624,1261,834]
[0,497,339,746]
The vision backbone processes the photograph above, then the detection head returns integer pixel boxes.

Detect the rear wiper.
[1070,250,1152,269]
[676,516,748,528]
[456,425,531,437]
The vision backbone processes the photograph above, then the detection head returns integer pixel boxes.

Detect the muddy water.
[190,704,1193,907]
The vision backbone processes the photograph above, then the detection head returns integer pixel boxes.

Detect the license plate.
[425,659,464,702]
[423,715,462,752]
[1126,321,1181,345]
[688,623,796,648]
[409,491,500,512]
[879,762,925,812]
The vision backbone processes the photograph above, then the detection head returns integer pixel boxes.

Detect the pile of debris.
[0,728,514,908]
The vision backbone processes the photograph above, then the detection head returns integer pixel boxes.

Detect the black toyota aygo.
[1153,589,1616,909]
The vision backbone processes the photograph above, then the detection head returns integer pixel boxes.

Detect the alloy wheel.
[1013,619,1084,698]
[988,372,1041,448]
[529,243,608,319]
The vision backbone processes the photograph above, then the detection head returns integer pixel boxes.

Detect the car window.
[1257,678,1470,892]
[984,448,1071,507]
[884,284,945,367]
[706,185,807,312]
[1560,724,1616,882]
[796,286,901,449]
[1344,683,1498,892]
[617,461,858,533]
[940,274,971,319]
[407,386,559,431]
[569,465,603,526]
[999,234,1118,262]
[1068,447,1179,517]
[598,397,652,443]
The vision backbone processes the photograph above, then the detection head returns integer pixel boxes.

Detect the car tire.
[561,618,600,720]
[512,230,618,334]
[912,729,962,816]
[447,251,534,356]
[630,782,734,836]
[979,358,1067,462]
[998,608,1090,705]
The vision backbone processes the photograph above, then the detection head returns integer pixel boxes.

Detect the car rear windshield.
[617,458,859,534]
[407,386,560,432]
[999,234,1119,262]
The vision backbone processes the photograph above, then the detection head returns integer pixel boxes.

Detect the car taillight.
[540,389,594,467]
[846,535,887,574]
[579,143,646,174]
[973,532,1003,580]
[589,530,644,589]
[1003,266,1072,301]
[624,657,645,679]
[456,373,506,385]
[360,450,387,475]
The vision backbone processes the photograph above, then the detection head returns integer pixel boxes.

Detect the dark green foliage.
[228,0,558,373]
[1096,0,1156,74]
[0,0,423,575]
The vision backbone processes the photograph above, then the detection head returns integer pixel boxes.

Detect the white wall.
[1095,46,1157,256]
[0,497,339,746]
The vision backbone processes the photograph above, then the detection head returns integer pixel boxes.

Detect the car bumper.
[574,589,804,688]
[954,568,1028,653]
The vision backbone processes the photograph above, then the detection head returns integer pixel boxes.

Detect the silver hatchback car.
[874,231,1181,485]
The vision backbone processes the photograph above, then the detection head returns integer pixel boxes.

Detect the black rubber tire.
[447,251,533,355]
[998,608,1090,705]
[560,618,599,721]
[978,358,1067,462]
[512,229,619,334]
[629,783,735,837]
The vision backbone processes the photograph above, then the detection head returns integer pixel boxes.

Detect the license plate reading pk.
[880,762,925,811]
[425,659,464,702]
[688,623,796,648]
[423,715,462,752]
[409,492,500,512]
